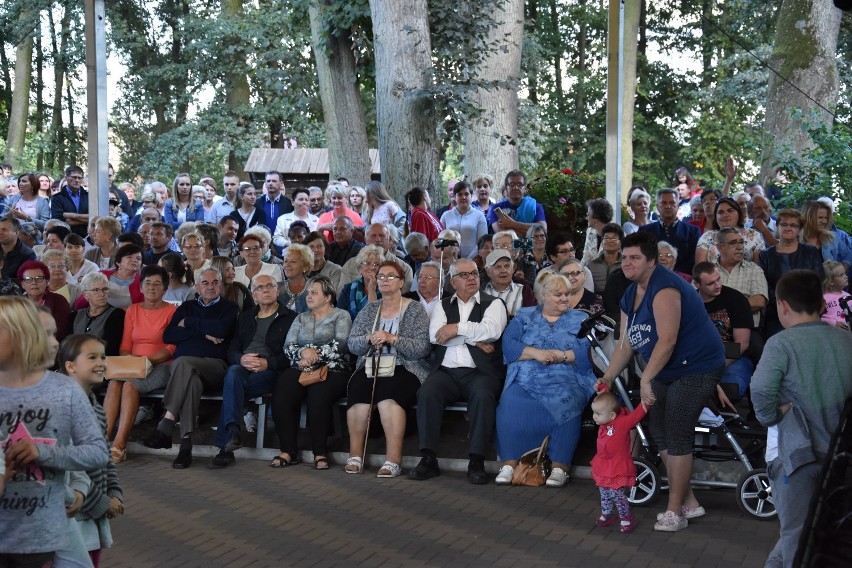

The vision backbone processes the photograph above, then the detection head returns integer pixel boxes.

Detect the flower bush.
[527,169,605,248]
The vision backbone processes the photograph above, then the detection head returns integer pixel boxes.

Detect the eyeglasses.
[453,270,479,280]
[602,236,621,242]
[507,183,525,189]
[778,222,799,229]
[555,247,575,255]
[22,276,46,283]
[376,274,400,281]
[658,253,674,259]
[241,246,262,252]
[46,264,66,270]
[252,282,277,291]
[494,243,512,250]
[722,239,745,246]
[183,244,202,250]
[562,270,583,278]
[418,275,438,281]
[360,262,381,268]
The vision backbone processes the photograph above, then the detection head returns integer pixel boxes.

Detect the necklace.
[282,280,307,310]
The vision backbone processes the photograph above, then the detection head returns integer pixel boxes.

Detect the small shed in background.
[244,148,381,190]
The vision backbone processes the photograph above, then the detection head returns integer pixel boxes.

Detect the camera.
[840,295,852,329]
[512,238,533,251]
[435,239,459,250]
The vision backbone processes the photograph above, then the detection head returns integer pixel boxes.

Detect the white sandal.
[376,460,401,478]
[344,456,363,474]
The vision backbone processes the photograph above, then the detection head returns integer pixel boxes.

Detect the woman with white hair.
[657,240,692,283]
[42,248,80,305]
[279,243,314,313]
[494,270,597,487]
[338,245,384,320]
[71,272,126,356]
[622,187,651,235]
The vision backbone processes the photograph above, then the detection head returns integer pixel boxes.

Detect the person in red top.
[590,390,648,534]
[405,187,444,243]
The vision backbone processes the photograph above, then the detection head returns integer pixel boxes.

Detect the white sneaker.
[495,465,515,485]
[546,467,569,487]
[243,411,257,433]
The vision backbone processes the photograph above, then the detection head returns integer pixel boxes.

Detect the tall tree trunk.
[308,0,372,187]
[47,4,70,172]
[759,0,842,183]
[5,13,34,163]
[369,0,439,202]
[462,0,523,184]
[222,0,251,177]
[66,77,75,166]
[36,20,44,171]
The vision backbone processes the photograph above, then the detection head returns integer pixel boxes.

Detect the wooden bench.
[139,390,469,450]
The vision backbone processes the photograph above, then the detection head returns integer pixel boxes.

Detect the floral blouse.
[284,308,352,371]
[696,227,765,264]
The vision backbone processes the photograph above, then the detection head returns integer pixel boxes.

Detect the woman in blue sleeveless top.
[599,231,725,533]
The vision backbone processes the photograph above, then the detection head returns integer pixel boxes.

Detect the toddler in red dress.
[591,391,648,533]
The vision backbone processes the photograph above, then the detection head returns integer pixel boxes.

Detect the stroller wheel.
[627,457,661,506]
[736,468,776,520]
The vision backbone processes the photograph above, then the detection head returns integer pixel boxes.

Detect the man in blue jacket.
[209,274,297,468]
[639,188,700,273]
[143,267,240,469]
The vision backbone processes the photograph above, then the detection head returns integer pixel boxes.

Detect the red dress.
[590,404,648,489]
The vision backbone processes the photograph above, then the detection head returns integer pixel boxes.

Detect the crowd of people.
[1,161,851,566]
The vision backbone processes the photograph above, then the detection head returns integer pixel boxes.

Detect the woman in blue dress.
[494,270,596,488]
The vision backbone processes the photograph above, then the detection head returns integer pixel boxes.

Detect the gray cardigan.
[348,298,433,382]
[751,320,852,474]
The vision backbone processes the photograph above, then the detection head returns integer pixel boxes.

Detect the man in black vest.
[409,258,508,484]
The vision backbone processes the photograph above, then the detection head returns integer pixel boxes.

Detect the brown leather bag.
[511,435,553,486]
[105,356,152,380]
[298,363,328,386]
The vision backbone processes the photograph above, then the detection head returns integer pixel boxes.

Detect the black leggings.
[271,367,348,456]
[649,368,722,456]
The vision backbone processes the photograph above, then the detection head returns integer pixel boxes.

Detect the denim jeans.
[720,357,754,398]
[214,365,277,449]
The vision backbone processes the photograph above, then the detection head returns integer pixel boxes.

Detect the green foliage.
[527,168,605,251]
[773,110,852,232]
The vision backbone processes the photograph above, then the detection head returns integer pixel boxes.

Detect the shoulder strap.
[371,300,382,333]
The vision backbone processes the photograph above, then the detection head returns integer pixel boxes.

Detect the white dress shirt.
[429,292,507,369]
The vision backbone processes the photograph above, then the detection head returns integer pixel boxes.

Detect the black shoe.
[223,430,243,454]
[408,454,440,480]
[142,429,172,450]
[172,444,192,469]
[467,459,488,485]
[208,451,236,469]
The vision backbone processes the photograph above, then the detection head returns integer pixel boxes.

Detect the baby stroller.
[578,310,776,520]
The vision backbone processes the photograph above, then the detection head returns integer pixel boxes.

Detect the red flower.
[561,168,575,175]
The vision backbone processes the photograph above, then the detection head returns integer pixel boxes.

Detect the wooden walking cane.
[360,347,380,473]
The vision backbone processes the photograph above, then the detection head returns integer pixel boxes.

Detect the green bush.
[527,168,605,252]
[773,110,852,233]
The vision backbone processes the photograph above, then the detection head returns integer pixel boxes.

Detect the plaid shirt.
[716,260,768,326]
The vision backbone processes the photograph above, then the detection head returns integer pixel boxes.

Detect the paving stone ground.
[105,454,778,568]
